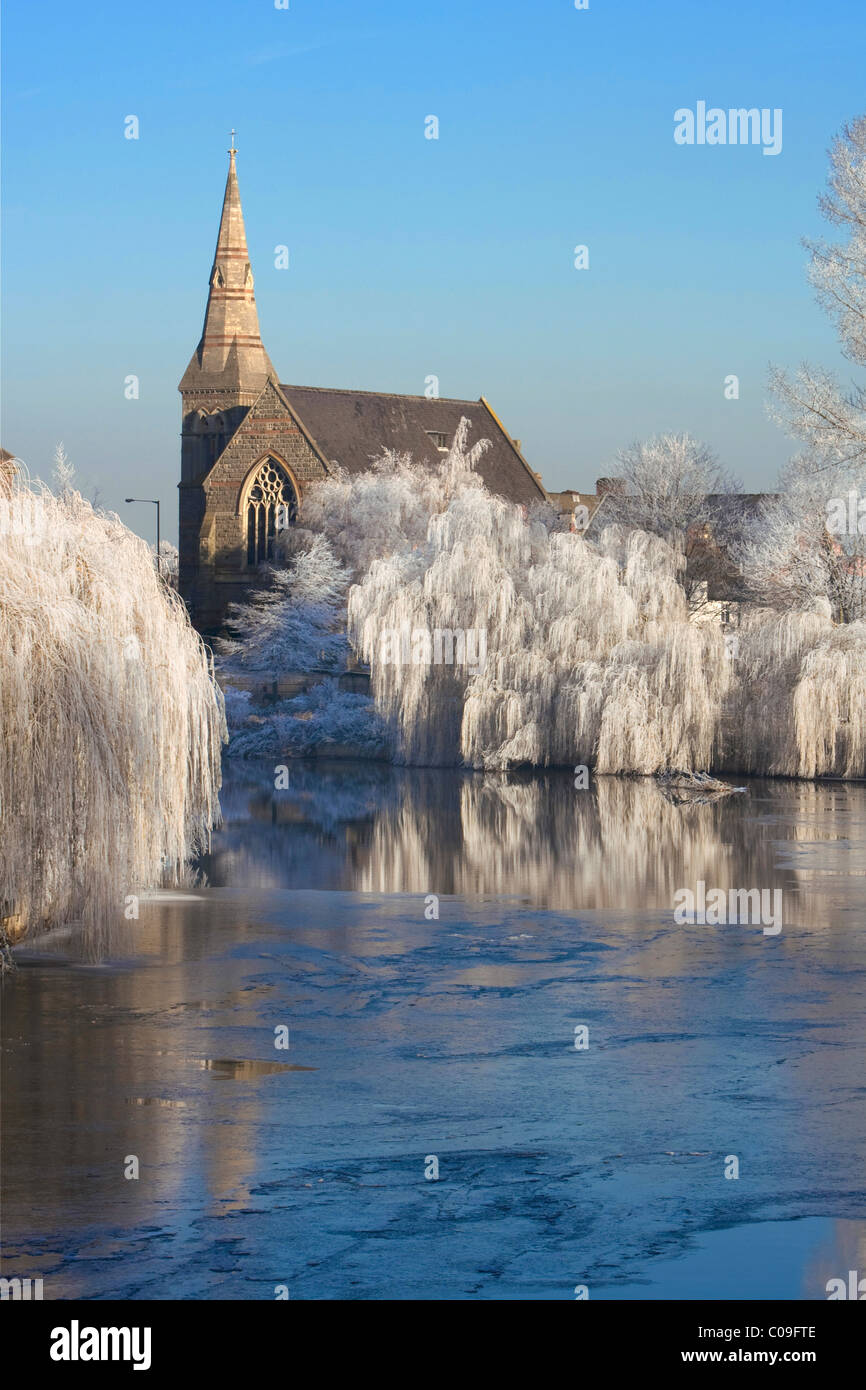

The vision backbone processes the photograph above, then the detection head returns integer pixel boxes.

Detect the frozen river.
[3,764,866,1299]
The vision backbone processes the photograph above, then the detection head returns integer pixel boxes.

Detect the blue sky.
[3,0,865,543]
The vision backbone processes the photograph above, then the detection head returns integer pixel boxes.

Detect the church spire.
[180,141,275,393]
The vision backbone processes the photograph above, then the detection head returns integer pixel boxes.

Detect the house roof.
[584,491,774,535]
[0,447,17,497]
[581,490,778,601]
[280,384,547,506]
[547,489,607,523]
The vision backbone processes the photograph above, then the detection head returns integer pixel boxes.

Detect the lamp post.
[125,498,161,575]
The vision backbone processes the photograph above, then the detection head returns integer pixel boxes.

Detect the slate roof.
[280,384,547,507]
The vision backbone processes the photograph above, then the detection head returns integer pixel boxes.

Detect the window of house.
[426,431,449,452]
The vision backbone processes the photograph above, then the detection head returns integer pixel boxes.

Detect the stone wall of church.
[180,406,330,633]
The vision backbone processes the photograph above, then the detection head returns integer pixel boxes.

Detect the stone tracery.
[245,458,297,566]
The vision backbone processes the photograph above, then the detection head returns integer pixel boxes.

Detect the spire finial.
[229,128,236,155]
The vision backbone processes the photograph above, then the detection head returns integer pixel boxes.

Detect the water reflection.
[206,761,866,924]
[3,763,865,1300]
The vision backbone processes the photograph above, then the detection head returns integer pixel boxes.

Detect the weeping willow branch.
[0,476,227,955]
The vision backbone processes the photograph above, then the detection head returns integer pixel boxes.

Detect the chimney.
[595,477,626,496]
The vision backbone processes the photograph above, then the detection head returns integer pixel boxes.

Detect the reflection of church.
[179,147,546,633]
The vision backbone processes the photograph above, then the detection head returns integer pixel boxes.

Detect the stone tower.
[178,145,279,628]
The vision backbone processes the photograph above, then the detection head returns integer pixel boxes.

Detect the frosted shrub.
[221,532,351,675]
[226,679,388,759]
[0,479,226,951]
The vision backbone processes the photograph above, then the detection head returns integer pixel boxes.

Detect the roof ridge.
[281,382,482,406]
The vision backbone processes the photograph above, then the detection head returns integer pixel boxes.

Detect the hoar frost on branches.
[0,466,226,953]
[741,115,866,621]
[347,452,866,775]
[221,531,352,675]
[771,115,866,469]
[218,527,387,757]
[346,444,735,771]
[612,433,742,619]
[223,418,866,778]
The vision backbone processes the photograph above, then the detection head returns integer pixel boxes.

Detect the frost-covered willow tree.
[724,606,866,779]
[346,435,734,770]
[158,539,180,588]
[0,472,226,955]
[223,421,865,779]
[347,454,866,774]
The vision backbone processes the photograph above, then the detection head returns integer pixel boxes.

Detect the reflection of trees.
[209,761,866,923]
[802,1220,866,1300]
[3,900,269,1266]
[7,764,865,1296]
[203,761,401,891]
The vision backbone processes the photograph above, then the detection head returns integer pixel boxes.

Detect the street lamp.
[125,498,161,575]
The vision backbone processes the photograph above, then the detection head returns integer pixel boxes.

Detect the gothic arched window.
[245,458,298,566]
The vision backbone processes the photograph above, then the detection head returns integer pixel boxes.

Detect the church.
[179,147,547,632]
